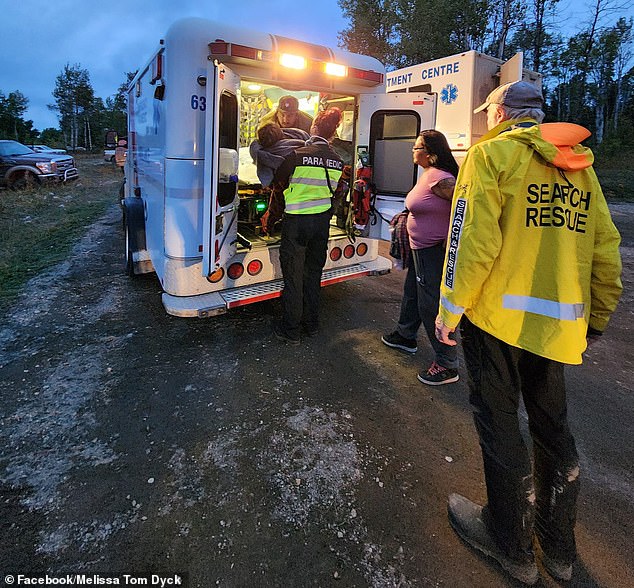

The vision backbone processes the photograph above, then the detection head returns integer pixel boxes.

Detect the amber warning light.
[208,42,383,85]
[279,53,307,70]
[325,62,347,77]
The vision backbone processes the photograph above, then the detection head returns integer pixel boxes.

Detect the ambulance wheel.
[124,222,135,276]
[118,180,126,207]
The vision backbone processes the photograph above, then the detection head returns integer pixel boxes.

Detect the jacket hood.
[482,119,594,171]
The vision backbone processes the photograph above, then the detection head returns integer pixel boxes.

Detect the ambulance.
[123,17,437,317]
[365,51,543,233]
[385,50,542,156]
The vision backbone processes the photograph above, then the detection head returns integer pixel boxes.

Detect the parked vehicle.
[123,17,412,317]
[0,140,79,189]
[31,144,67,154]
[104,149,115,163]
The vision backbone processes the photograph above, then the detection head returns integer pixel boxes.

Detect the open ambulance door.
[202,61,241,277]
[356,93,436,241]
[499,52,524,86]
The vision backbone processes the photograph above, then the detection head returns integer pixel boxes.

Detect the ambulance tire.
[118,179,126,207]
[124,222,135,277]
[122,196,147,277]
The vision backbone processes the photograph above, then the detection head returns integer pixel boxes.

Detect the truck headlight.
[36,162,54,174]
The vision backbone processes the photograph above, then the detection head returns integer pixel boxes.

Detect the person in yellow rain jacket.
[435,81,622,585]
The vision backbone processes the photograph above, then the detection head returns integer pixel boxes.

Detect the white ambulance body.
[124,17,436,317]
[368,51,542,235]
[385,51,542,155]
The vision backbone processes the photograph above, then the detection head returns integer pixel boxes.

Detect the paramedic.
[269,107,344,343]
[381,130,459,386]
[258,95,313,134]
[435,81,622,584]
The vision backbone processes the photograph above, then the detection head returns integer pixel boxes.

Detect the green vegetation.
[0,155,121,312]
[340,0,633,146]
[594,147,634,201]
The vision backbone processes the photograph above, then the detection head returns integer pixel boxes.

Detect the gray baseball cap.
[474,81,543,113]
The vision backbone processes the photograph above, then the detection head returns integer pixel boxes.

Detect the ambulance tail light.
[279,53,307,70]
[207,267,224,283]
[330,247,342,261]
[343,245,355,259]
[356,242,368,256]
[209,41,271,63]
[349,67,384,85]
[227,262,245,280]
[247,260,263,276]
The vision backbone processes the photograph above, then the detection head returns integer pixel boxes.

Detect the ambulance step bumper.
[162,256,392,318]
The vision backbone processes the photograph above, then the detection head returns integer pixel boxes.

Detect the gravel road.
[0,203,632,588]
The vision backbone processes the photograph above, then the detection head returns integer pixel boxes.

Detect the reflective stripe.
[290,176,330,187]
[441,295,465,315]
[503,295,585,321]
[286,198,333,211]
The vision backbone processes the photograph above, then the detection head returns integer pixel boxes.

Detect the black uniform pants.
[279,211,330,339]
[460,318,580,564]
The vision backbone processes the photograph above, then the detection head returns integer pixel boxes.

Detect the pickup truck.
[0,140,79,189]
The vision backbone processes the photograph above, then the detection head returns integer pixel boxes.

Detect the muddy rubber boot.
[534,445,579,581]
[541,552,573,581]
[448,494,539,585]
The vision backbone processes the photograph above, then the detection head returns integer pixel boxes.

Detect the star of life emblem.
[441,83,458,105]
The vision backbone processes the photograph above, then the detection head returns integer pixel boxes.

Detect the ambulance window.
[369,111,420,195]
[217,91,239,207]
[219,91,238,149]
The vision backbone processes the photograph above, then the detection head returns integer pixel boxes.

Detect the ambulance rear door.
[202,61,241,277]
[356,93,436,240]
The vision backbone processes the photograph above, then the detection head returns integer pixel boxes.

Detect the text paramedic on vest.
[434,81,622,585]
[266,107,346,344]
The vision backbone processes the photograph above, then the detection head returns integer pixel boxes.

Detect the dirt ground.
[0,197,632,588]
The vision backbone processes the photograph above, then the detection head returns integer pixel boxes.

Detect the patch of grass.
[593,147,634,202]
[0,156,122,312]
[594,168,634,201]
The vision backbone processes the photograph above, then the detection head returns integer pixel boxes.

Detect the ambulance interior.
[234,81,355,245]
[230,80,422,248]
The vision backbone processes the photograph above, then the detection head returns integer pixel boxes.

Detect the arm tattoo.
[431,178,456,201]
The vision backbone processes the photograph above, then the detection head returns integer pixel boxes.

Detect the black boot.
[448,494,539,585]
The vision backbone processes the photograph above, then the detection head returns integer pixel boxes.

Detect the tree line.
[339,0,633,147]
[0,66,134,150]
[2,1,632,150]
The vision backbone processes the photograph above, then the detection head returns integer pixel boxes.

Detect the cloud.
[1,0,349,131]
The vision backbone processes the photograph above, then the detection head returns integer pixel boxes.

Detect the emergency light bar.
[324,62,347,77]
[279,53,307,70]
[208,41,383,86]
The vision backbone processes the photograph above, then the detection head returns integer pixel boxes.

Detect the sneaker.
[541,552,573,581]
[448,493,539,585]
[381,331,417,353]
[272,322,300,345]
[417,361,459,385]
